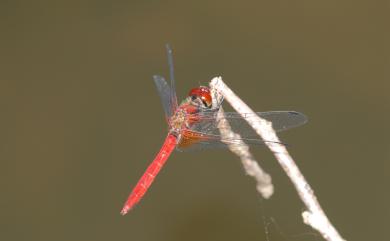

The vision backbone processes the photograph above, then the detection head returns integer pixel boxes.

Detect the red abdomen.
[120,134,177,215]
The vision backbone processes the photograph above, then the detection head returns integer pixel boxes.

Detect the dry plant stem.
[216,106,274,198]
[210,86,274,198]
[210,77,346,241]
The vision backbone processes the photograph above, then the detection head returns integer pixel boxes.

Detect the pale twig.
[210,77,346,241]
[217,107,274,198]
[210,85,273,198]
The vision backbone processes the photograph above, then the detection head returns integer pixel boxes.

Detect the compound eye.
[200,93,212,108]
[188,86,212,108]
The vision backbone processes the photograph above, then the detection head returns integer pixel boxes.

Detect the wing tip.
[288,111,309,125]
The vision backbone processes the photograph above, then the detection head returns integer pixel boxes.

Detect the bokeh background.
[0,1,387,241]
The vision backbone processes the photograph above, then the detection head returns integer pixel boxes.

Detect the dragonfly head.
[188,86,212,108]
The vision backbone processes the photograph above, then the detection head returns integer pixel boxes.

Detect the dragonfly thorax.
[168,108,187,137]
[168,101,204,141]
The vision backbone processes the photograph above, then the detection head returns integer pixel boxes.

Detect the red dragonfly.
[120,45,307,215]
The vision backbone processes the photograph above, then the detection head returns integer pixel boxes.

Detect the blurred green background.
[0,1,387,241]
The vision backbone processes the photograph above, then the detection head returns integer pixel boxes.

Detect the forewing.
[187,111,308,138]
[178,111,306,151]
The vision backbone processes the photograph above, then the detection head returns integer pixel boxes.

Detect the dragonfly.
[120,45,307,215]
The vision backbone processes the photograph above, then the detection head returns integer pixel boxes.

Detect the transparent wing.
[190,111,307,136]
[166,44,178,113]
[177,111,307,151]
[176,129,271,152]
[153,75,174,119]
